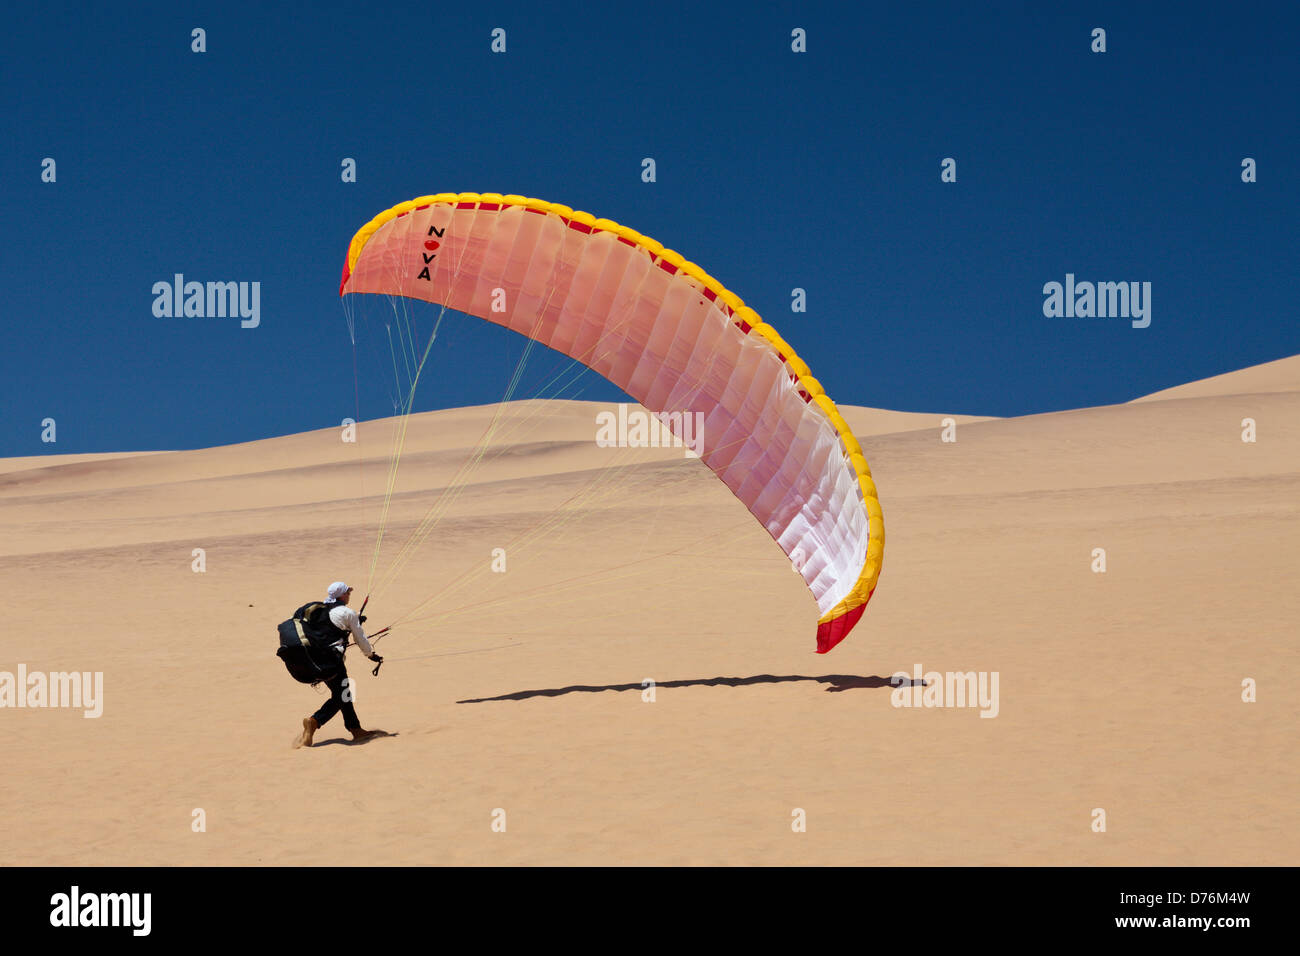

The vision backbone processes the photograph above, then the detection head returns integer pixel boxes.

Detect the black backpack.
[276,602,345,684]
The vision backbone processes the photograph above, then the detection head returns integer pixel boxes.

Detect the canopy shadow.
[457,673,917,703]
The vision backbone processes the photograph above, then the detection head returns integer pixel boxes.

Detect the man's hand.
[358,614,368,624]
[370,653,383,664]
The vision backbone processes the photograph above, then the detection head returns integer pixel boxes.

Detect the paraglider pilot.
[296,582,383,747]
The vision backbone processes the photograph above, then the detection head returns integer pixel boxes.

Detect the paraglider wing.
[340,193,883,651]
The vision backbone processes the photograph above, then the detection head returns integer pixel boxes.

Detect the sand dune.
[2,360,1296,865]
[0,450,164,476]
[1130,353,1300,403]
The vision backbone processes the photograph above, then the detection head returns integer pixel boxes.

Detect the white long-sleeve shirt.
[326,602,374,658]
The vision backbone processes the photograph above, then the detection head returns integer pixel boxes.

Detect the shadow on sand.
[457,674,919,703]
[313,730,398,747]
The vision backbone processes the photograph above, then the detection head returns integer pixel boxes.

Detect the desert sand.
[2,356,1296,865]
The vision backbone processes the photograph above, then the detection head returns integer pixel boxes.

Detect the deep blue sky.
[3,0,1296,454]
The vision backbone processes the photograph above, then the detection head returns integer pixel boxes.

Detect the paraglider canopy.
[341,192,883,651]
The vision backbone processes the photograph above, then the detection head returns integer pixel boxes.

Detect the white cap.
[326,581,352,602]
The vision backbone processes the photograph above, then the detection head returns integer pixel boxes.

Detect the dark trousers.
[312,666,360,730]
